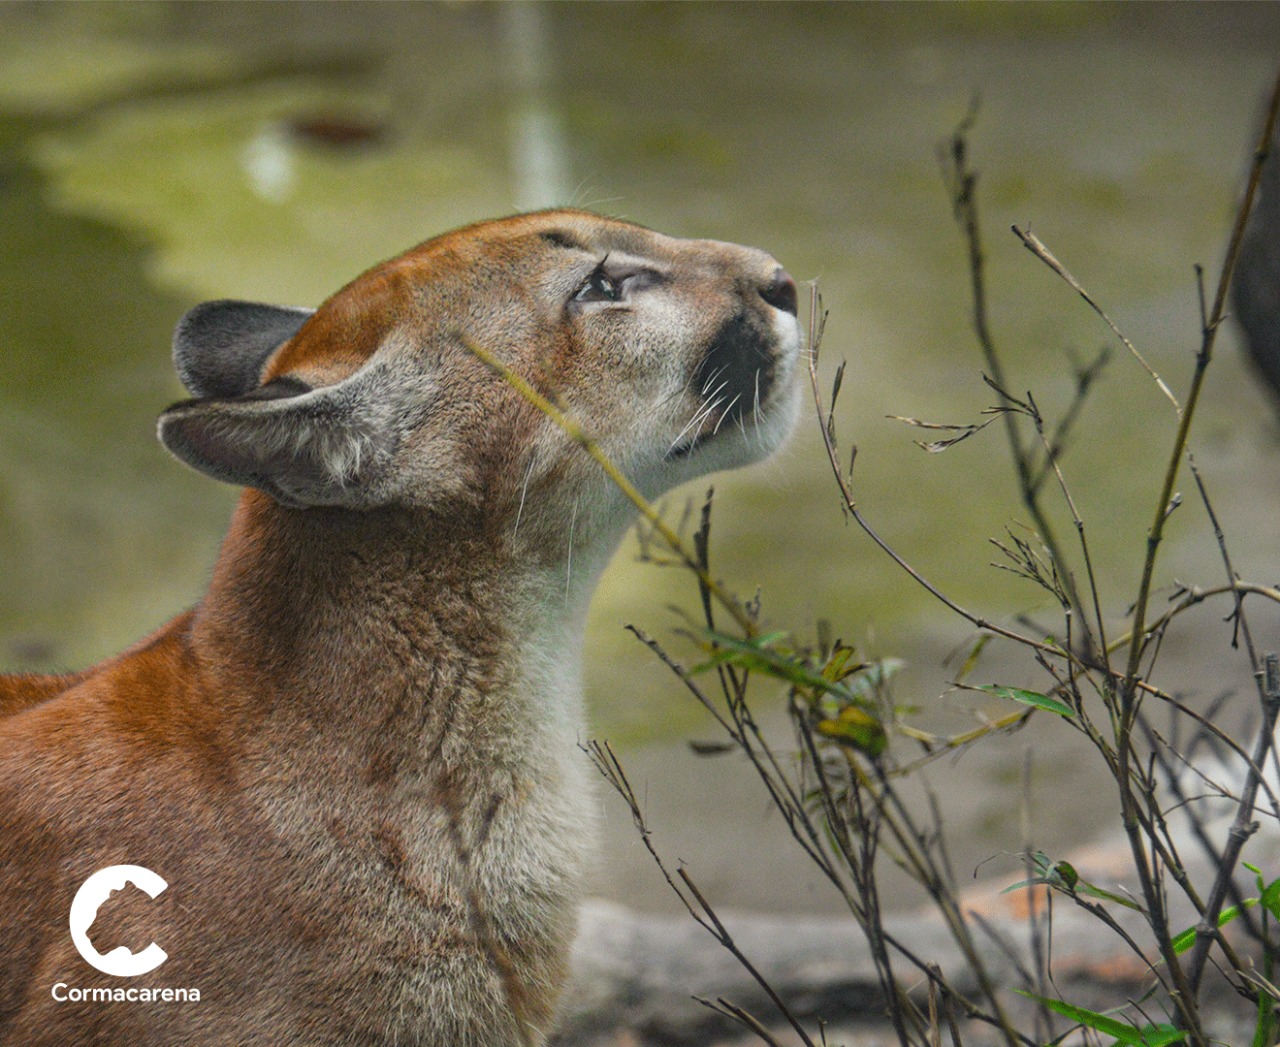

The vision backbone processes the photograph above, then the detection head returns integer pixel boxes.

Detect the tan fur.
[0,210,801,1045]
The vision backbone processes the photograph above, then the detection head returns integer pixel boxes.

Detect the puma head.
[159,210,803,535]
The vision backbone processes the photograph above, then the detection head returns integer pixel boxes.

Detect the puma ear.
[158,366,408,509]
[173,300,314,399]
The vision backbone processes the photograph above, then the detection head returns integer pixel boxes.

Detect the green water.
[2,2,1278,912]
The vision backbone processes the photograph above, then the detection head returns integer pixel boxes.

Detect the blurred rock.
[554,789,1280,1047]
[554,899,1007,1047]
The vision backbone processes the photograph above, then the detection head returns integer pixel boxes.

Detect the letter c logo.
[69,865,169,977]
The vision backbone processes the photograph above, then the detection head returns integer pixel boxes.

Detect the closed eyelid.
[592,249,665,276]
[617,267,666,291]
[599,257,666,283]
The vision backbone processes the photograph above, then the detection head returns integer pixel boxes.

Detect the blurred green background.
[2,1,1278,913]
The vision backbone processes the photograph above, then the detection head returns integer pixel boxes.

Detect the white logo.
[69,865,169,978]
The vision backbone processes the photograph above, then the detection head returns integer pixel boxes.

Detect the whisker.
[700,365,729,397]
[669,394,725,453]
[669,413,705,453]
[702,379,729,404]
[711,394,742,435]
[695,398,727,435]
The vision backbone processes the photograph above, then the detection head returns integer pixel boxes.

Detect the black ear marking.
[239,376,314,401]
[173,300,314,399]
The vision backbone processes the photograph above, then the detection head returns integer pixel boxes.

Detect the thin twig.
[804,284,1071,665]
[944,126,1094,654]
[695,997,790,1047]
[1011,226,1179,414]
[583,739,821,1047]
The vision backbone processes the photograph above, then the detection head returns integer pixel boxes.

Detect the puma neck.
[190,490,598,783]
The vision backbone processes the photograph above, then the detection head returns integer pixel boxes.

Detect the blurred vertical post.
[1233,102,1280,406]
[500,1,568,211]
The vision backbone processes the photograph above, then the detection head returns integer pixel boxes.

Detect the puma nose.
[760,267,798,316]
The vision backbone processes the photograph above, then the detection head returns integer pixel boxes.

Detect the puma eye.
[573,263,624,304]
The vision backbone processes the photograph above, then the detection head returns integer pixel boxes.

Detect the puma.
[0,209,801,1045]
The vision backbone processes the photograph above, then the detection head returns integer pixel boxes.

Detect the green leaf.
[1074,880,1144,911]
[1260,876,1280,922]
[1054,860,1079,890]
[1171,901,1256,955]
[954,634,992,685]
[821,645,862,684]
[979,684,1075,717]
[1001,852,1142,909]
[816,706,888,757]
[690,629,865,704]
[752,629,791,647]
[1125,1025,1185,1047]
[1014,992,1184,1045]
[1002,852,1070,894]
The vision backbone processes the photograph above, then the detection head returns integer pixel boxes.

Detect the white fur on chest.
[444,616,596,907]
